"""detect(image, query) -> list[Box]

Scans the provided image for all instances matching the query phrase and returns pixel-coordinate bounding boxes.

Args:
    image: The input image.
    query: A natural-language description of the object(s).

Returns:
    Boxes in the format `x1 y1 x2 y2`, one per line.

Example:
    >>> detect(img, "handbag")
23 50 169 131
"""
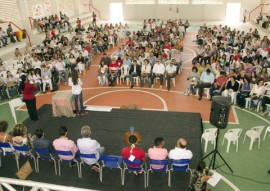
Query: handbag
15 160 33 180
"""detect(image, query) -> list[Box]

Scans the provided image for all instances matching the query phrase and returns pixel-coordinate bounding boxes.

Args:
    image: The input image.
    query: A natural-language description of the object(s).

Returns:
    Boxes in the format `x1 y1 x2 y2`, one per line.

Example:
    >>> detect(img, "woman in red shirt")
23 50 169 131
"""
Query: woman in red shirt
19 75 38 121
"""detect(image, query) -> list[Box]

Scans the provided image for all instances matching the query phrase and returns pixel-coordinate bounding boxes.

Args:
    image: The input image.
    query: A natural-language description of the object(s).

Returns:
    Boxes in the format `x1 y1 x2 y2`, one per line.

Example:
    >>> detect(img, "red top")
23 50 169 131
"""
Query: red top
216 76 228 87
116 60 123 67
22 82 37 100
126 40 134 46
164 43 172 50
109 62 118 73
121 146 145 167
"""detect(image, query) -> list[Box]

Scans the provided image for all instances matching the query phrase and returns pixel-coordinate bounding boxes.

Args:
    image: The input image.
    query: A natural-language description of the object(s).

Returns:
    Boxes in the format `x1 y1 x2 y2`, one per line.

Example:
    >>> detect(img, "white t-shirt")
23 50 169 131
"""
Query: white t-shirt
68 77 82 95
168 147 193 165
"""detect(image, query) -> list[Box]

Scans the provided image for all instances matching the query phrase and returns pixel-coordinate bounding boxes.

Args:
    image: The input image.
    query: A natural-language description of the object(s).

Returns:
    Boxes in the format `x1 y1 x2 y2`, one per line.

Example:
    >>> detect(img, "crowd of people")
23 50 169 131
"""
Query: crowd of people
0 120 211 190
186 23 270 115
0 24 21 48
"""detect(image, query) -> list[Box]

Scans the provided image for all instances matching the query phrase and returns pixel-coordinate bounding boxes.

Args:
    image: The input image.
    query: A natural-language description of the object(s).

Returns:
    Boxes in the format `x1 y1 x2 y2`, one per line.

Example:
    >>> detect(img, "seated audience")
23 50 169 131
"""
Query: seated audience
0 120 12 143
165 60 177 91
148 137 168 169
222 76 240 103
236 76 252 108
129 60 141 89
32 128 54 153
168 138 193 163
198 69 214 100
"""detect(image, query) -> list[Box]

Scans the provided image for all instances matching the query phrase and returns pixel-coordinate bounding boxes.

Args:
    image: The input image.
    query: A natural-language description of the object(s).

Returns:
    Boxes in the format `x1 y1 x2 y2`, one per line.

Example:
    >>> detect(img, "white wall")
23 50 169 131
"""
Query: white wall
92 0 265 21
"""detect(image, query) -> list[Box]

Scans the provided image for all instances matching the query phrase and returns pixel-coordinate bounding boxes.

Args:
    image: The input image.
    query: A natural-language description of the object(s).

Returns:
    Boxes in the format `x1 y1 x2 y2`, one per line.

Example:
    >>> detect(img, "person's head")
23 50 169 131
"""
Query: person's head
58 126 67 136
219 71 226 76
144 59 149 65
176 138 187 149
156 59 161 64
257 78 264 86
133 59 137 65
34 128 44 139
154 137 165 147
196 160 206 172
0 121 8 133
206 68 211 75
244 76 250 84
13 123 27 136
128 135 137 145
230 76 236 82
81 126 91 138
192 66 198 73
251 71 257 78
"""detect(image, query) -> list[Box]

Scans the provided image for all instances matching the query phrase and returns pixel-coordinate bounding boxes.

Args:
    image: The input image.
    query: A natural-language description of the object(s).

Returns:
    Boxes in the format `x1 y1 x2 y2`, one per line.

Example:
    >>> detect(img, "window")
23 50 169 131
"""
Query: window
125 0 155 4
226 3 241 23
192 0 223 4
110 3 123 23
158 0 189 4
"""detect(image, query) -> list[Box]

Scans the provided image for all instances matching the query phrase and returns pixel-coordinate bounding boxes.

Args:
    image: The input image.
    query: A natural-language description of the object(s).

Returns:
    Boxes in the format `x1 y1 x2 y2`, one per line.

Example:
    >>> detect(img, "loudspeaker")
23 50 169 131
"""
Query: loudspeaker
210 96 231 129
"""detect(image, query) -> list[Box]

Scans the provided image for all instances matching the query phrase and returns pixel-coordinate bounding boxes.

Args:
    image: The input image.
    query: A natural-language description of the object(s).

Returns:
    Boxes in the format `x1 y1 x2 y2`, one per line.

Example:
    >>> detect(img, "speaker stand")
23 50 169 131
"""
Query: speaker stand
202 128 233 173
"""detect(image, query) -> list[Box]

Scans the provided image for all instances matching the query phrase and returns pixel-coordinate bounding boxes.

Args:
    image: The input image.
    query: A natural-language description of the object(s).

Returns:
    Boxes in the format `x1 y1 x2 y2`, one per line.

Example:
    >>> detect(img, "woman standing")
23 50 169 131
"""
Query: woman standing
19 75 38 121
68 69 88 115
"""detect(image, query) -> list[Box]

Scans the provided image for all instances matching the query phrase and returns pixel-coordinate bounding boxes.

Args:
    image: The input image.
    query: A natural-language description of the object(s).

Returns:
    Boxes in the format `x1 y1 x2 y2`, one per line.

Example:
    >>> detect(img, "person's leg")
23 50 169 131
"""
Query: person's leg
129 74 134 87
166 75 171 90
74 94 79 114
151 73 156 86
140 77 144 87
42 82 46 92
79 92 85 114
147 76 151 88
48 79 53 91
159 74 164 86
198 84 204 99
26 98 38 121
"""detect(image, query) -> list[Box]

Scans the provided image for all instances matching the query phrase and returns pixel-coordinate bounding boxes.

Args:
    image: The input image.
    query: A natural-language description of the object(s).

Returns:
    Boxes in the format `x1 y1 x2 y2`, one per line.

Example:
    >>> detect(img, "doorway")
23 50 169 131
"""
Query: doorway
226 3 241 23
110 3 123 23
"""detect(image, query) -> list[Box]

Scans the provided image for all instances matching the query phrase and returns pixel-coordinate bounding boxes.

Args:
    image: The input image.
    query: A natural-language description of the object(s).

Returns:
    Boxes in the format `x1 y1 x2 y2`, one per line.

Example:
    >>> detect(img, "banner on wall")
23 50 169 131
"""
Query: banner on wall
44 0 52 14
32 4 45 18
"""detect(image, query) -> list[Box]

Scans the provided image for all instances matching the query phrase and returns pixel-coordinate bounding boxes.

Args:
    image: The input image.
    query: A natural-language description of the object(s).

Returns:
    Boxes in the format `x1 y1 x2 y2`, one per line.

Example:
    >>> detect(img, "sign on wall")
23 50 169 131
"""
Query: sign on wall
32 4 45 18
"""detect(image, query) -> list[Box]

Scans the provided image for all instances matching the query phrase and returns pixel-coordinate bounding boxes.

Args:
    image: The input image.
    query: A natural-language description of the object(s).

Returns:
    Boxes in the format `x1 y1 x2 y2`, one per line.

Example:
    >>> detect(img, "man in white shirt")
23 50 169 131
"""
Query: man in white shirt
140 59 152 88
41 66 53 93
0 27 8 47
168 138 193 166
77 126 105 172
151 60 165 89
55 57 68 84
32 56 42 75
198 69 215 100
165 61 177 91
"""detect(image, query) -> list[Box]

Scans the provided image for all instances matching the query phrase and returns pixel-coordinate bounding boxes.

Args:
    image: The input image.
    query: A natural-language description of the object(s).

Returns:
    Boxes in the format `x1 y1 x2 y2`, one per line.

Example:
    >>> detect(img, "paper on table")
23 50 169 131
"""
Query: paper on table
207 172 222 187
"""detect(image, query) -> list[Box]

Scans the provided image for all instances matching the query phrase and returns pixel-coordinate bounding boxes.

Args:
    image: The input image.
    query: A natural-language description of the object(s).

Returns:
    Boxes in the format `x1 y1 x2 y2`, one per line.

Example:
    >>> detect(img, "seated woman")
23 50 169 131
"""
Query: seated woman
28 70 42 91
222 76 240 104
12 124 31 155
259 84 270 115
185 66 200 95
250 79 265 110
236 76 252 108
98 60 108 86
0 120 12 143
6 71 19 98
189 161 211 191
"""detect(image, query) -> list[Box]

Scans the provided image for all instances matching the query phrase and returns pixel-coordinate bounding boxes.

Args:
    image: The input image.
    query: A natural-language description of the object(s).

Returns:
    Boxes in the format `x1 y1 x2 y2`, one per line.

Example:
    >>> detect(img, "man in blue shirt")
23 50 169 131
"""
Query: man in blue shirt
198 69 214 100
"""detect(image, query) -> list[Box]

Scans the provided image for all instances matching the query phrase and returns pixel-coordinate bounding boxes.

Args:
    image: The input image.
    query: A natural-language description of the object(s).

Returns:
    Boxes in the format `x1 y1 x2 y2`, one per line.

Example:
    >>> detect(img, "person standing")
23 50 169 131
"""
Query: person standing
68 69 88 116
243 10 248 23
6 24 16 43
19 75 38 121
92 12 97 27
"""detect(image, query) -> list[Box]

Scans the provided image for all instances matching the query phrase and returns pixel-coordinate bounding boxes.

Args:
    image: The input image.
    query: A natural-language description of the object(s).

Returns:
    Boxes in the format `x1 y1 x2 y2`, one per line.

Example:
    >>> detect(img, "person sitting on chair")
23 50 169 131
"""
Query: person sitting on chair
151 59 165 89
165 60 177 91
168 138 193 164
148 137 168 169
32 128 54 153
198 69 214 100
209 71 227 100
129 60 141 89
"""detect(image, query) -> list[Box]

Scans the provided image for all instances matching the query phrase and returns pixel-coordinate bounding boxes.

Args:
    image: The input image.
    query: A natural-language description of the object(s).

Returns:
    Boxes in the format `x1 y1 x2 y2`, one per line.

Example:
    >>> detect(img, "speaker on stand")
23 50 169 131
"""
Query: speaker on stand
202 96 233 173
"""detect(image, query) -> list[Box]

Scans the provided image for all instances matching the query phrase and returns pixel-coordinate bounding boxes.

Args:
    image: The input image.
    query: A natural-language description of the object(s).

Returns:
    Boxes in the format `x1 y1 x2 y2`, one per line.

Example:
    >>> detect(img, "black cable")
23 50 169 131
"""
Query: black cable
204 157 270 185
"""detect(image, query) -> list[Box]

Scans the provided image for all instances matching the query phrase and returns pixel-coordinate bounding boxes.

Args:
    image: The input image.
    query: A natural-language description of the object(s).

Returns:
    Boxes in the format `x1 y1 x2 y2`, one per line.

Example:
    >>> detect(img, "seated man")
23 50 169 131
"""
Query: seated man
77 126 105 172
129 60 141 89
33 128 54 154
41 66 53 93
140 59 151 88
121 135 145 173
222 76 240 104
107 57 118 86
54 57 68 84
169 138 193 165
151 60 165 89
53 126 78 165
165 61 177 91
198 69 214 100
209 71 227 100
148 137 168 169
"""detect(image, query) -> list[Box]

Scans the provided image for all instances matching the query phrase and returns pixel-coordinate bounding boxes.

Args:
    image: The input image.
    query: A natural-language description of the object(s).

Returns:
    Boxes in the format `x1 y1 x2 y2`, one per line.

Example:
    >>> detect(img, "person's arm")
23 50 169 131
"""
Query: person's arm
68 77 72 86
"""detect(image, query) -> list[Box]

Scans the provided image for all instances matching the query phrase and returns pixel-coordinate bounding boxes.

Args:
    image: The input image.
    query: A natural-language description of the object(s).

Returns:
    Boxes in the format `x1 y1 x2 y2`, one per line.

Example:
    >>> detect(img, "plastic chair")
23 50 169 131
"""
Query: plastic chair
120 65 130 85
263 126 270 141
78 152 100 178
34 148 57 175
196 88 210 99
100 155 123 184
123 158 146 188
108 36 115 48
222 128 243 153
55 150 80 177
169 159 190 187
243 126 265 150
13 145 37 172
9 98 23 124
147 159 170 187
0 142 15 167
201 128 217 153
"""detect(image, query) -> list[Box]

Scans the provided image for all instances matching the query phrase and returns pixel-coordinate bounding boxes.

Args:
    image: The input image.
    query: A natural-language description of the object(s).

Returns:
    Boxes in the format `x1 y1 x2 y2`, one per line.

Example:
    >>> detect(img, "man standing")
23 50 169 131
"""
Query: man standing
198 69 214 100
77 126 105 172
243 10 248 23
0 27 8 47
165 61 177 91
129 60 141 89
6 24 16 43
169 138 193 162
53 126 78 165
92 12 97 27
151 60 165 89
148 137 168 169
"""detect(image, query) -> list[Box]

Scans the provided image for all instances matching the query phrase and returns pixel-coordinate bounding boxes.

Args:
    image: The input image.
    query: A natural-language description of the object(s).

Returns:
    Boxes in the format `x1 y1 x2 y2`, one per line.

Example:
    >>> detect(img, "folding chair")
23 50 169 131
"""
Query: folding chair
13 145 37 172
147 159 170 187
100 155 123 184
78 152 100 178
0 142 15 167
169 159 190 187
34 148 57 175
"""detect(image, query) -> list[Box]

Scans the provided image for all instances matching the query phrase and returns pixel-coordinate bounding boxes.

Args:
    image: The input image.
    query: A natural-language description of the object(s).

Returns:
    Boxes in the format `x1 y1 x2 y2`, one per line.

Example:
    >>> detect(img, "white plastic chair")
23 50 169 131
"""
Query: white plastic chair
201 128 217 153
9 98 23 124
108 36 115 48
222 128 243 153
120 65 130 85
196 88 210 99
243 126 265 150
263 126 270 141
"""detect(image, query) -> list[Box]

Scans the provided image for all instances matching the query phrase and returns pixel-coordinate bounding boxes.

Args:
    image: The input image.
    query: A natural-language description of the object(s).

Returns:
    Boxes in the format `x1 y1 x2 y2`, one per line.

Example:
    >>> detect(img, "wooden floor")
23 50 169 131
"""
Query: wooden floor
27 31 236 122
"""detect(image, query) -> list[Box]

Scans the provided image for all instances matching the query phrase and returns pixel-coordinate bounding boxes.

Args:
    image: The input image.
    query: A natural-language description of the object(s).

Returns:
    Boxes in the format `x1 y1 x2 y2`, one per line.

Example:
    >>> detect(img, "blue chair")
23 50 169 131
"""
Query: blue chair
13 145 37 172
123 158 146 188
0 142 15 167
100 155 123 184
147 159 170 187
169 159 191 187
34 148 57 175
78 152 100 178
55 150 79 177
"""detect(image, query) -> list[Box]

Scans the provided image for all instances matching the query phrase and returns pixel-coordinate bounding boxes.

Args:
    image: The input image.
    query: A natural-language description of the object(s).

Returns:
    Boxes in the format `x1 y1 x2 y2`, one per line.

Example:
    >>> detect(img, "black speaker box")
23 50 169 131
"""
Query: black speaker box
210 96 231 129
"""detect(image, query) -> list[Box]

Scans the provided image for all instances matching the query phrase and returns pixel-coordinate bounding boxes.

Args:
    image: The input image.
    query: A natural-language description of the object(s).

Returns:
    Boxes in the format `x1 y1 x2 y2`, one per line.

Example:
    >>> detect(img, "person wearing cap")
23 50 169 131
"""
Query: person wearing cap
168 138 193 164
151 59 165 89
209 71 227 100
129 60 141 89
198 69 214 100
165 61 177 91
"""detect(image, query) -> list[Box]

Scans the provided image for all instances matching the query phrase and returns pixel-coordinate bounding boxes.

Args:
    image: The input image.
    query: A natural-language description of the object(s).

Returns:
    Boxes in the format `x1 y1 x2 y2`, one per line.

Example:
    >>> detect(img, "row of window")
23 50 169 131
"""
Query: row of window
126 0 223 5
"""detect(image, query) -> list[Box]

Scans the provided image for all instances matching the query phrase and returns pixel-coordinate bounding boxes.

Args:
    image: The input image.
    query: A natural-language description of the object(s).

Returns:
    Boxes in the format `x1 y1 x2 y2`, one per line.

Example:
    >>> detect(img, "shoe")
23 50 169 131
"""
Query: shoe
160 85 162 89
80 111 88 116
133 171 138 175
198 97 202 100
91 165 100 172
131 85 134 89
